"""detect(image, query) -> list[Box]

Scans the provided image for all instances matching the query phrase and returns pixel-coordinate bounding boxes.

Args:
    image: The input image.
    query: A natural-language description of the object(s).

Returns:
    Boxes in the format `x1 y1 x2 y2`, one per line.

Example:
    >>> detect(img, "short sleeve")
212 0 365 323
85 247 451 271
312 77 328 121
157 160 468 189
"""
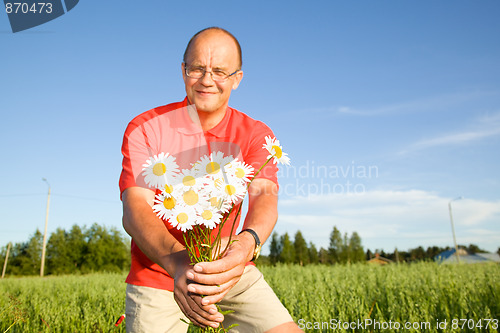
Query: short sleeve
244 121 279 188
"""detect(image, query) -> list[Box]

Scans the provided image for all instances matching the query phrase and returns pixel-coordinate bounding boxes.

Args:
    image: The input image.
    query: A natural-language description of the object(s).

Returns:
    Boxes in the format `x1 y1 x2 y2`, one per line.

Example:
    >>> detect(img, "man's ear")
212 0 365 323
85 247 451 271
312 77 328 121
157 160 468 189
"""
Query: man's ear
232 71 244 90
181 62 187 82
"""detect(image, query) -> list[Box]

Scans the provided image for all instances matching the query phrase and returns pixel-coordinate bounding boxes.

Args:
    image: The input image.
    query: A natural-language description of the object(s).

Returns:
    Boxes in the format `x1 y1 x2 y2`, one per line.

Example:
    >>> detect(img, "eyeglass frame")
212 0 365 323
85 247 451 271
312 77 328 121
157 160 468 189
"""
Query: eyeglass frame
184 63 240 82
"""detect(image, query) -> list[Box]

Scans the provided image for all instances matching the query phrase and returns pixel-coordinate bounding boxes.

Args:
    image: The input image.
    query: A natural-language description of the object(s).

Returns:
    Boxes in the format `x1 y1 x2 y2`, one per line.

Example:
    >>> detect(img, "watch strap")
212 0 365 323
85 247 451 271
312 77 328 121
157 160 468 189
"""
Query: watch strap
239 228 261 261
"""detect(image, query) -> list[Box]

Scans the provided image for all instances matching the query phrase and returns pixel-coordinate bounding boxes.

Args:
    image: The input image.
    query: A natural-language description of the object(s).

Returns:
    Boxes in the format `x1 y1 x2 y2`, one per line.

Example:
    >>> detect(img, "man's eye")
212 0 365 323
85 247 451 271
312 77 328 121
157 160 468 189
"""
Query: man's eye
190 67 204 74
213 70 228 77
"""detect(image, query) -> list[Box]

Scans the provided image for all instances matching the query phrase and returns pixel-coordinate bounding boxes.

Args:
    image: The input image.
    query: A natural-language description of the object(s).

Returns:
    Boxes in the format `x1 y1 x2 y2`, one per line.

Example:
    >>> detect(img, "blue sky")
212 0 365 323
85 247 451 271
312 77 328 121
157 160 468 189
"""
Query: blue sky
1 1 499 255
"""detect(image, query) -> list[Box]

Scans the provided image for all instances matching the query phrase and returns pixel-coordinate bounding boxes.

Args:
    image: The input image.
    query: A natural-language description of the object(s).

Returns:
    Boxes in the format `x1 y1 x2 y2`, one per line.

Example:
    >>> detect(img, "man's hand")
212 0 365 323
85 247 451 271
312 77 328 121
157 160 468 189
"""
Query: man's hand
123 187 225 328
185 232 255 307
172 253 225 329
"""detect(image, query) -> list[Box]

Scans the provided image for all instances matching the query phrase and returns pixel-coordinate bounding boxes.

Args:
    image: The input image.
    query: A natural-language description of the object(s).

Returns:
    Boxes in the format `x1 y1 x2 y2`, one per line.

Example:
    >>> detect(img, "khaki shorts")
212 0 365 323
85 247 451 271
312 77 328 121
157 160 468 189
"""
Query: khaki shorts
125 266 293 333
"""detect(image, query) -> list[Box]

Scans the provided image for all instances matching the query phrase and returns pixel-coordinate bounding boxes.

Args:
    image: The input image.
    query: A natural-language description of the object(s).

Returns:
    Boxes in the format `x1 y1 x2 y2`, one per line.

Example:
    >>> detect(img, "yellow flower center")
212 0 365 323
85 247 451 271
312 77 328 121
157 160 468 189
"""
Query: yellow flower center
213 178 223 188
182 175 196 187
202 210 213 220
164 184 173 194
183 190 199 206
272 145 282 158
153 163 166 176
163 197 176 210
177 213 188 224
206 162 220 174
235 168 245 179
225 184 236 196
209 197 219 207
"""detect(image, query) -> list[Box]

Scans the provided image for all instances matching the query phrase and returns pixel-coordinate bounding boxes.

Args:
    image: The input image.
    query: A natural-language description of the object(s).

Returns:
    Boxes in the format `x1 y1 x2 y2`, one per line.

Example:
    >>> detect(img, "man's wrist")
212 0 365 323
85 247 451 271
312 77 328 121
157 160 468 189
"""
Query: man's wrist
238 229 261 261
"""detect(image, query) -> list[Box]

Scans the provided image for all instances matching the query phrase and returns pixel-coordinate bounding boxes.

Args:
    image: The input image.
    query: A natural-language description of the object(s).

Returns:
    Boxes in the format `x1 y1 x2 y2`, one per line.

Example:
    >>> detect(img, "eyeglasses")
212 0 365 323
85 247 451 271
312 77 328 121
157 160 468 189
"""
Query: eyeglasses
184 64 239 82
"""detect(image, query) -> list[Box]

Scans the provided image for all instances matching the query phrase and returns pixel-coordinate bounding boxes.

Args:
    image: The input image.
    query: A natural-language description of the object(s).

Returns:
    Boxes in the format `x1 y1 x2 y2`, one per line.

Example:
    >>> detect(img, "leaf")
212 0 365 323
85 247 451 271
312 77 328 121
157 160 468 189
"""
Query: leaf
179 318 195 327
219 309 234 316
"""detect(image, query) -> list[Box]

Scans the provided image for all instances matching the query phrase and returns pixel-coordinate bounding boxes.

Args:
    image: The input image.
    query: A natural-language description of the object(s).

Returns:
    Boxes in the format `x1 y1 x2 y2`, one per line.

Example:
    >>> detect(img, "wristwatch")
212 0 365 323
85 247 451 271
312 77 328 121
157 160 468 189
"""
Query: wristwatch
239 229 262 261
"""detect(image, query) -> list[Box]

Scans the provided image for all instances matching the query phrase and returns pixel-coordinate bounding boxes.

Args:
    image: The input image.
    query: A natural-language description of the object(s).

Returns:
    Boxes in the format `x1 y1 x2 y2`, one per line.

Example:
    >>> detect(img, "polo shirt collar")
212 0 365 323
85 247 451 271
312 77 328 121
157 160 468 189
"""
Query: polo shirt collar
175 97 231 138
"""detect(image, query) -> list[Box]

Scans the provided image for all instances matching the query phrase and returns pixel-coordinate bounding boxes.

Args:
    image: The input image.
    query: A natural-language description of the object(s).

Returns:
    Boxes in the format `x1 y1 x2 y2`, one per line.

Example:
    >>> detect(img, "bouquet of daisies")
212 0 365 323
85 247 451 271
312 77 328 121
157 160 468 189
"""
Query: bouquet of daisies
140 136 290 331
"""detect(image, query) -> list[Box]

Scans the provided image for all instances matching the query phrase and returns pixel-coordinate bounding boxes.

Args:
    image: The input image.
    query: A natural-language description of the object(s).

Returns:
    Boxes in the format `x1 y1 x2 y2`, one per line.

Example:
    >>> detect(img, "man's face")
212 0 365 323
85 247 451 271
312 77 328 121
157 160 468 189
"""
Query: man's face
182 31 243 115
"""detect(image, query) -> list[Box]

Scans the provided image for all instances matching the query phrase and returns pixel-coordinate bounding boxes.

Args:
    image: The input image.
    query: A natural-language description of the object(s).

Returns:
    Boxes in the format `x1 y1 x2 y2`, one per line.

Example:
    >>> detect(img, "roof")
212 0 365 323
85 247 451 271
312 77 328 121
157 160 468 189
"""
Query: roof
367 253 393 265
434 248 500 264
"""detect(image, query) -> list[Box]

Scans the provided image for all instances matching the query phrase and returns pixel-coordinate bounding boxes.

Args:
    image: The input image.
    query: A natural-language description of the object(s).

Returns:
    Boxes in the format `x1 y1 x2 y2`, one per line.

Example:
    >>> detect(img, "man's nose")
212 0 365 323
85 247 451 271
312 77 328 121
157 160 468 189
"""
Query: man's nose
200 70 216 85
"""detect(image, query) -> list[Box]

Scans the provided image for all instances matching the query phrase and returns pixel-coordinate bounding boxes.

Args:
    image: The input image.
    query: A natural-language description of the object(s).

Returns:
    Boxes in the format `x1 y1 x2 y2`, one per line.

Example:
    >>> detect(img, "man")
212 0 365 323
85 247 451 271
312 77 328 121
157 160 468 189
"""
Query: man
120 27 302 332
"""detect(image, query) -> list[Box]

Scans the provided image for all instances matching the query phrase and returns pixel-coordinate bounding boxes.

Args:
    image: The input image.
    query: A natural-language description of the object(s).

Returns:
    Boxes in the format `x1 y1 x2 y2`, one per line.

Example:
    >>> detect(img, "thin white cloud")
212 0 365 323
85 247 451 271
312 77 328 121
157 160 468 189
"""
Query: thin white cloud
400 111 500 153
410 127 500 150
275 190 500 253
336 91 499 116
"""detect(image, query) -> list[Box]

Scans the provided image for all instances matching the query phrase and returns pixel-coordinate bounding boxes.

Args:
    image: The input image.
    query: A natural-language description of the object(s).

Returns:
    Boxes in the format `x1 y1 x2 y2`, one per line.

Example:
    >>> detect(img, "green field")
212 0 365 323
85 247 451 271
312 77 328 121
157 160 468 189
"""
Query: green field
0 262 498 332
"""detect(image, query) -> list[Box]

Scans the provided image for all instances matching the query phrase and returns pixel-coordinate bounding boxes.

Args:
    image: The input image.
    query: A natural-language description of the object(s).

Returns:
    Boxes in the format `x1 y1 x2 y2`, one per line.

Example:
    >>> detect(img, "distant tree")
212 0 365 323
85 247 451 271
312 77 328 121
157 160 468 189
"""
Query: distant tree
308 242 319 264
67 224 87 269
497 247 500 256
366 249 373 260
340 232 351 264
466 244 486 254
269 232 281 265
293 231 309 266
349 232 365 263
410 246 426 261
46 228 73 275
318 247 329 264
82 223 129 273
9 229 43 275
426 246 442 259
328 226 342 264
279 233 295 264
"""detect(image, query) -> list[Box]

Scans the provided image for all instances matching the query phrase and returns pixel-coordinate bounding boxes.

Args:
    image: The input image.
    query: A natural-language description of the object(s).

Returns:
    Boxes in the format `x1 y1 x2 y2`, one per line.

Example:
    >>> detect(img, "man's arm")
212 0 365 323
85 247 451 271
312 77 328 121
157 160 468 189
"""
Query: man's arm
185 178 278 306
121 186 224 329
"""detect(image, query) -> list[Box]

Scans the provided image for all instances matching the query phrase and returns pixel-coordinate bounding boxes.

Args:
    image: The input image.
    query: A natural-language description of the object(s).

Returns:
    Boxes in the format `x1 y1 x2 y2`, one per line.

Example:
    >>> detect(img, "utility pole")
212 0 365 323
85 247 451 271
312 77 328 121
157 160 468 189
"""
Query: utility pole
448 197 463 263
40 178 51 277
2 242 11 278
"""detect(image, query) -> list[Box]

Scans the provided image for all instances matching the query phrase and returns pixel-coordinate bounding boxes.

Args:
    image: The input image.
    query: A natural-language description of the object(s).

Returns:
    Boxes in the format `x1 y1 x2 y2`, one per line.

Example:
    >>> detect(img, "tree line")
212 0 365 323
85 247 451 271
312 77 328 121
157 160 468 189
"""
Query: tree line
262 226 497 266
0 223 130 276
268 226 365 265
369 243 495 263
2 224 497 276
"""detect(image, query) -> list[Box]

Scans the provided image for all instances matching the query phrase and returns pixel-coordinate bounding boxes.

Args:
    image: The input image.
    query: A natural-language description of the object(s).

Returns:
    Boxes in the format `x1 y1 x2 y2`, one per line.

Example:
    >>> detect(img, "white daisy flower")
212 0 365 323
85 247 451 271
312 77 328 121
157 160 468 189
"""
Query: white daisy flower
221 179 247 205
152 191 177 220
204 173 225 192
178 187 209 208
225 158 254 184
262 136 291 165
196 205 224 229
173 168 203 192
194 152 234 178
142 152 179 189
169 205 197 232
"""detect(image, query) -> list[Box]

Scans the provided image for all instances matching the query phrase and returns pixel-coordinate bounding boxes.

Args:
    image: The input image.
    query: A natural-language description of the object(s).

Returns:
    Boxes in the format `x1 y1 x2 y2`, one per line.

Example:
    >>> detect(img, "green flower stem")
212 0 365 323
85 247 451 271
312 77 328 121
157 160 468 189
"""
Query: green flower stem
213 156 275 260
219 202 243 258
248 156 273 186
211 201 237 260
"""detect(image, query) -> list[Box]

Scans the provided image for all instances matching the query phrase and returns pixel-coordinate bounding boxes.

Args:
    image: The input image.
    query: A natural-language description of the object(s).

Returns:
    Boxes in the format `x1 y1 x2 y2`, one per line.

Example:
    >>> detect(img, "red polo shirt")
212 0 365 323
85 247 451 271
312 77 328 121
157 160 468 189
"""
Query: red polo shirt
119 98 278 291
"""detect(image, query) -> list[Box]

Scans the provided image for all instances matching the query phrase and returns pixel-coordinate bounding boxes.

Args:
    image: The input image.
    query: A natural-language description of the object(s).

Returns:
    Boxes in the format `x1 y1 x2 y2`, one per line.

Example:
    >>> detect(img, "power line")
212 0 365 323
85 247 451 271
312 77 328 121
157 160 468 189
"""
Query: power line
0 193 120 204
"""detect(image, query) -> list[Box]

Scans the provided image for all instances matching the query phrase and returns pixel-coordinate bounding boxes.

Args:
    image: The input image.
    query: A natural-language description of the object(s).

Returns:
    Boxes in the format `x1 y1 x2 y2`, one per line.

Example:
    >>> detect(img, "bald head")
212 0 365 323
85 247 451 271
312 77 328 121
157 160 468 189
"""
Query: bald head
183 27 242 69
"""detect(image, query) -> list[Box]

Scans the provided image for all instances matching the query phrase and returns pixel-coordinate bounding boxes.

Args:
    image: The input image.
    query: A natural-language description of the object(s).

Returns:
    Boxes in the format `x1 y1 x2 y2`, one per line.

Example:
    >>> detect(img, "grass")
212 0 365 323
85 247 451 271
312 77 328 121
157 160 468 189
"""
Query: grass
0 262 498 332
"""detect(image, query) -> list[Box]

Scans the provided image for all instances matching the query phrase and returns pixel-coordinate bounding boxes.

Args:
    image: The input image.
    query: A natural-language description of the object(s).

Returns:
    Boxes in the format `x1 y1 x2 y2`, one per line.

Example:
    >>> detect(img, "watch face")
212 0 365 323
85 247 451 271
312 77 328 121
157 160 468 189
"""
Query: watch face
254 245 262 260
